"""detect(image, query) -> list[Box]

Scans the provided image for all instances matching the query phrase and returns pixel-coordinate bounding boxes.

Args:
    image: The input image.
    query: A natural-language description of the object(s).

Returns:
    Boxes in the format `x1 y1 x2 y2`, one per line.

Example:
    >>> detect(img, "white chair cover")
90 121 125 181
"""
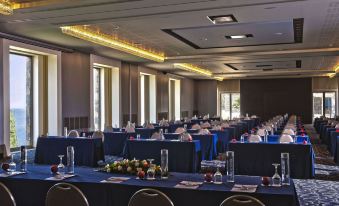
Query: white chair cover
191 124 201 130
180 133 192 142
283 129 295 135
279 134 294 143
175 127 186 134
248 134 262 143
201 122 211 129
212 125 222 131
151 132 163 140
68 130 79 138
335 124 339 129
125 121 135 133
198 129 210 135
221 123 230 128
92 131 104 139
256 129 265 137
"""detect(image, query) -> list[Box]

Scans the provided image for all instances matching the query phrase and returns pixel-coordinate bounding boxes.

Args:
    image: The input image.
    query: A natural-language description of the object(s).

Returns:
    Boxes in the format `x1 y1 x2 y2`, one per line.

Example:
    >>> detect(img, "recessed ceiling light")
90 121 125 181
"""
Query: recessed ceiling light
225 34 253 39
275 32 283 35
207 14 237 24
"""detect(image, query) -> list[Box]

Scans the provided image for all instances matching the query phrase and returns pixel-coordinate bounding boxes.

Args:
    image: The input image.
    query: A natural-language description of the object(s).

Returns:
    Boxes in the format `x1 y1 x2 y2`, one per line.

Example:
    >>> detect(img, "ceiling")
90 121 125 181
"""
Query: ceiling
1 0 339 79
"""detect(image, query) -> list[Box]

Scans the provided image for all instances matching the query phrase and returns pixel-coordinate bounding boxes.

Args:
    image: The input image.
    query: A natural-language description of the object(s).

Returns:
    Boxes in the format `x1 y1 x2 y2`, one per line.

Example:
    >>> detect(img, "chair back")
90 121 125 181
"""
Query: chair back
282 129 295 135
248 134 262 143
128 188 173 206
256 129 265 137
220 195 265 206
0 182 16 206
46 183 88 206
191 124 201 130
92 131 104 139
279 134 294 143
175 127 186 134
68 130 79 138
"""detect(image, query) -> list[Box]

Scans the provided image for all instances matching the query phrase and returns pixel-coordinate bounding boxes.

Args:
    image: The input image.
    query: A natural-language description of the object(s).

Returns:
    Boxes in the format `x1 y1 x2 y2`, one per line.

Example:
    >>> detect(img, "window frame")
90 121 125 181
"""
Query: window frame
220 92 241 120
313 91 337 119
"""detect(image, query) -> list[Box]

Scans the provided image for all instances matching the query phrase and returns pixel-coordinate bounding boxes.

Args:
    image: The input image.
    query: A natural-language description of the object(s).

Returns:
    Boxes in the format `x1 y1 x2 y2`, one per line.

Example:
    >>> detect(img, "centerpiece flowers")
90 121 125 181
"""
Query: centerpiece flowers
103 159 161 178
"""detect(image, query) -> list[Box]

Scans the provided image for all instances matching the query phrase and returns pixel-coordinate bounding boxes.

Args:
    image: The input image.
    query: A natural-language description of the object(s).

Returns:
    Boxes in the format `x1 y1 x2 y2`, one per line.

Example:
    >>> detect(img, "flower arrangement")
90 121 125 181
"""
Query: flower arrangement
104 159 161 176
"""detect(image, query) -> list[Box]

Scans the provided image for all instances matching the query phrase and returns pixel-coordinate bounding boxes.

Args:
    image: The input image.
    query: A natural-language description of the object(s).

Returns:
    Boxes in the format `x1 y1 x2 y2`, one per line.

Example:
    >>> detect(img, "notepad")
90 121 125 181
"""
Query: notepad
174 181 203 189
0 171 26 177
101 176 130 183
45 174 76 181
231 184 257 193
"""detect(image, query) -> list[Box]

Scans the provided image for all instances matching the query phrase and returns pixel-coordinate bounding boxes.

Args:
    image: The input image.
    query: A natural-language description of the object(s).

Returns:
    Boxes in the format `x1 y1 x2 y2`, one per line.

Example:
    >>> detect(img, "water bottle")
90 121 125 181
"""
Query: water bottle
64 127 68 137
161 149 169 179
225 151 234 182
281 153 290 185
159 129 164 140
137 134 141 140
67 146 75 174
264 129 268 142
20 146 27 172
240 135 244 143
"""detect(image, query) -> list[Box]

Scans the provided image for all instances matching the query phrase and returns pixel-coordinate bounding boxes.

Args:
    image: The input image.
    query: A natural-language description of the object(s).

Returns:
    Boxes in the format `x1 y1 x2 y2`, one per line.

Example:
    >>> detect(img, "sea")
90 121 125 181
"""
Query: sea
11 108 27 147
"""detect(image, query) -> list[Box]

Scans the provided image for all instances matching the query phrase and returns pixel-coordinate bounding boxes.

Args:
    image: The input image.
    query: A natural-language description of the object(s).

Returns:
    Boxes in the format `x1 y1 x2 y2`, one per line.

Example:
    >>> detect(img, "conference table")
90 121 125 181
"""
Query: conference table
123 139 201 173
336 136 339 165
163 133 217 160
35 136 104 167
229 141 315 179
0 165 298 206
103 132 135 156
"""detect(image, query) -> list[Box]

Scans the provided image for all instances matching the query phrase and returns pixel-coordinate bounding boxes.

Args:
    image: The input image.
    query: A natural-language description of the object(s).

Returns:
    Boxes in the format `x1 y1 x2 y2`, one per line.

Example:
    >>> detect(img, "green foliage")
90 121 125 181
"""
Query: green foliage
10 111 18 148
232 97 240 110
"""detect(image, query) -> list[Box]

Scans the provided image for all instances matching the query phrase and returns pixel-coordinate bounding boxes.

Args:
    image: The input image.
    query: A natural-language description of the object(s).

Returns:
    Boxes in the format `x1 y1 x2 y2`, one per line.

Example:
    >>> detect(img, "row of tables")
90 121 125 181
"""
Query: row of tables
0 165 298 206
314 118 339 165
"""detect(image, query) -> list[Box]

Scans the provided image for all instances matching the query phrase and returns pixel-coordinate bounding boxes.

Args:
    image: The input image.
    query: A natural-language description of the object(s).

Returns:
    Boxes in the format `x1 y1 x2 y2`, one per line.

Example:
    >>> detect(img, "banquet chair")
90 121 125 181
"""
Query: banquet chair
0 182 16 206
279 134 294 143
45 183 89 206
256 128 265 137
128 188 174 206
220 195 265 206
175 127 186 134
68 130 79 138
282 129 295 136
248 134 262 143
192 124 201 130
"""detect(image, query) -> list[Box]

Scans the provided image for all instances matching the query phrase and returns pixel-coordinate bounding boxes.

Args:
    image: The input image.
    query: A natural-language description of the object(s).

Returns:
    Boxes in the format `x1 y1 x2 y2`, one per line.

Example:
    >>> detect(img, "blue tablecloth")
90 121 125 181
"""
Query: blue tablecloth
135 128 155 139
224 127 236 139
123 139 201 173
335 136 339 165
229 142 315 179
242 119 255 131
35 137 104 167
0 164 298 206
103 132 136 156
210 129 230 153
163 133 217 160
329 131 339 156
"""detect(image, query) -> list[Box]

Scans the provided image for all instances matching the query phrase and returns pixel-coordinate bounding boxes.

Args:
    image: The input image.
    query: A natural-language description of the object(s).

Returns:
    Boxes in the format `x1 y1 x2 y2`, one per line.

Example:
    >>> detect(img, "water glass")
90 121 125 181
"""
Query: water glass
272 163 281 186
240 135 244 143
161 149 169 179
281 153 290 185
57 155 65 177
67 146 75 174
225 151 234 182
8 154 16 174
20 146 27 172
214 167 223 184
64 127 68 137
136 134 141 140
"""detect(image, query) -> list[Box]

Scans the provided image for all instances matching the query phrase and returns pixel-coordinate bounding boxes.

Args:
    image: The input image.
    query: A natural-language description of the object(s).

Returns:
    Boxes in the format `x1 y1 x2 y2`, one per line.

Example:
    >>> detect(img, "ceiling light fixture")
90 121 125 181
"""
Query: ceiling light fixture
225 34 253 39
61 25 165 62
213 76 224 81
173 63 212 77
0 0 13 15
207 15 237 24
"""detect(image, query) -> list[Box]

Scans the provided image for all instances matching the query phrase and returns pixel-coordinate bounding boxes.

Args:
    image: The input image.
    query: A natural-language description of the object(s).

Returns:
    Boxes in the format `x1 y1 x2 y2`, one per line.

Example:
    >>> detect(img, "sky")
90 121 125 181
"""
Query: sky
10 54 28 109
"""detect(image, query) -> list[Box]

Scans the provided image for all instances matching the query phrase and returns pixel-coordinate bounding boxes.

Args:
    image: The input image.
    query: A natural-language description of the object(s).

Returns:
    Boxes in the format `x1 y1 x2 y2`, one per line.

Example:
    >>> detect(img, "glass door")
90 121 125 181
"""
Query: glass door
313 92 336 119
324 92 336 118
313 93 323 118
220 93 240 120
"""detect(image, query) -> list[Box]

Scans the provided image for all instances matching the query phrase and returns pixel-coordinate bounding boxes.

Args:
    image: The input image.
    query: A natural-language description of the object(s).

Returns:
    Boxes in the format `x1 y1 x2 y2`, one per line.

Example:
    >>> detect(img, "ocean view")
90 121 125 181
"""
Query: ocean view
11 108 27 147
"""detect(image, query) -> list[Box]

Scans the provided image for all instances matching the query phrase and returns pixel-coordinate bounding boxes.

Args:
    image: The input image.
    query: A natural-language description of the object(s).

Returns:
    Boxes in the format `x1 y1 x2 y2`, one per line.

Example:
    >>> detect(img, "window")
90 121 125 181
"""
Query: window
93 67 103 130
169 79 180 120
313 92 336 119
140 73 156 124
220 93 240 120
9 53 33 149
92 63 120 130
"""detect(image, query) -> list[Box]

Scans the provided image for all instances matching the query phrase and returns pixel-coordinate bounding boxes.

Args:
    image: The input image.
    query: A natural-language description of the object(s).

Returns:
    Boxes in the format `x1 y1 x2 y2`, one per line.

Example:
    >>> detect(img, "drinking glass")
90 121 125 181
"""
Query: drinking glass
240 135 244 143
137 134 141 140
164 129 168 134
272 163 281 186
64 127 68 137
213 167 223 184
281 153 290 185
57 155 65 177
67 146 75 174
8 154 16 174
147 159 155 180
161 149 169 179
225 151 234 182
20 146 27 172
184 124 187 129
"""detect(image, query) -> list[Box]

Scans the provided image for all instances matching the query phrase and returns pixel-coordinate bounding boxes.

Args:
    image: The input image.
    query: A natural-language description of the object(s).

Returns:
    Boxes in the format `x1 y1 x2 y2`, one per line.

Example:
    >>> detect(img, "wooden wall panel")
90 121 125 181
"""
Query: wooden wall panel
156 73 169 118
181 78 195 118
240 78 313 123
194 80 218 116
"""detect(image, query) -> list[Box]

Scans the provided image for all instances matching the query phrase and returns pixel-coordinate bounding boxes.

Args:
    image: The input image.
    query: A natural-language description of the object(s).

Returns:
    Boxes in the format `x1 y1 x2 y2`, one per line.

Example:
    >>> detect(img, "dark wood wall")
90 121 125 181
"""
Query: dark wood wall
240 78 313 123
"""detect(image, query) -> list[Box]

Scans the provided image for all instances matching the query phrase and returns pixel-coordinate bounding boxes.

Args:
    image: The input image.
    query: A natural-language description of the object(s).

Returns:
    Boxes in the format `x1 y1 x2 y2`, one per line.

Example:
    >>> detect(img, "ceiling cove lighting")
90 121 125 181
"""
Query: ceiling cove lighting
225 34 253 39
329 65 339 78
207 14 237 24
173 63 212 77
61 25 165 62
0 0 13 15
213 76 224 81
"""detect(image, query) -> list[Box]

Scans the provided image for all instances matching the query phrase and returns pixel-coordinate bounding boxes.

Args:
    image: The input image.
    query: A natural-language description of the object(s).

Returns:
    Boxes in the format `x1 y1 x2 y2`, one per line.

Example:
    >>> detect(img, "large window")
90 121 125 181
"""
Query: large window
93 67 103 130
169 79 180 121
220 93 240 120
140 73 156 124
313 92 336 118
9 53 33 149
